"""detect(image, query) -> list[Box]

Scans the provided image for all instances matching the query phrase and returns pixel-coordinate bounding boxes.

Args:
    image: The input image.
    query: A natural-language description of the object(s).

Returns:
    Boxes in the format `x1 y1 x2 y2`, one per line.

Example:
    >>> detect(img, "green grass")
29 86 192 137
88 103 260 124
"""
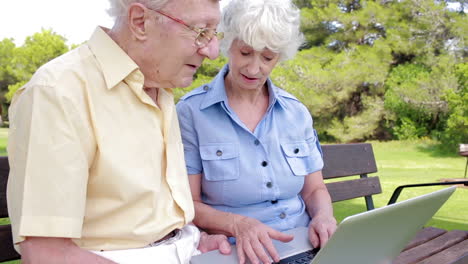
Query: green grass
0 132 466 263
0 128 7 156
331 139 468 231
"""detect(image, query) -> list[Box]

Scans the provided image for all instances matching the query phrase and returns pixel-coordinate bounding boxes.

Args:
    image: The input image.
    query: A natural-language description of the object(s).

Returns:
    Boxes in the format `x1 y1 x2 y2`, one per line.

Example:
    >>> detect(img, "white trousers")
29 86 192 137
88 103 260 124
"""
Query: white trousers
92 225 201 264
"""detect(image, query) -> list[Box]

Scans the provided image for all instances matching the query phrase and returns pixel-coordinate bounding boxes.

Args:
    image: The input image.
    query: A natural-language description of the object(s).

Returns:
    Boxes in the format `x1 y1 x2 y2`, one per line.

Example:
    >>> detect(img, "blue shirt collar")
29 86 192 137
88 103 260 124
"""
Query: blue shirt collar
200 64 292 110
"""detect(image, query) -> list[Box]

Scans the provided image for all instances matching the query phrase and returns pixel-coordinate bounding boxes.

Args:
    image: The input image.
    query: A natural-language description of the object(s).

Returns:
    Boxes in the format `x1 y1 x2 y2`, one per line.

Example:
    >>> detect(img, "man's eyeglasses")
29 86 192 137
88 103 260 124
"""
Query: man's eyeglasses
147 8 224 48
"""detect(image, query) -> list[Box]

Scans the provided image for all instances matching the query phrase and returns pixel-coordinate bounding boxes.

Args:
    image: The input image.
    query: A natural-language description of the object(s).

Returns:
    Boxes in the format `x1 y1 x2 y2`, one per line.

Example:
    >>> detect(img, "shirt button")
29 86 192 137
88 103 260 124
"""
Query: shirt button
216 150 223 156
266 182 273 188
261 161 268 167
294 148 300 154
203 85 209 91
254 139 260 145
279 212 286 219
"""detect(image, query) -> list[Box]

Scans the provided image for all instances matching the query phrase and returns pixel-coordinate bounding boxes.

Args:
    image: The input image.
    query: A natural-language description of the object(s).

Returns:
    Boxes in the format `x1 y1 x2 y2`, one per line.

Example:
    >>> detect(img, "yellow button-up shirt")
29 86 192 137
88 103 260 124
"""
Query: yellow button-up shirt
7 27 194 251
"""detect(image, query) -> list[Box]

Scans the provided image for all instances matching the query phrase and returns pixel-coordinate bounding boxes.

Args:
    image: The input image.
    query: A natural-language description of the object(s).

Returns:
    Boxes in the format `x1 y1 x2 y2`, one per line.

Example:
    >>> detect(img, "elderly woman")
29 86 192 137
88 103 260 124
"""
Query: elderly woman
176 0 337 263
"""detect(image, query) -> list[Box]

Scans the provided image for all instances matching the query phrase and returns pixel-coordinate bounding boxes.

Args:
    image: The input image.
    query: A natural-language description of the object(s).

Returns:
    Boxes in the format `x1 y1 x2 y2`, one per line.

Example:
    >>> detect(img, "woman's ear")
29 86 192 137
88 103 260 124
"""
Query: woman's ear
127 3 148 41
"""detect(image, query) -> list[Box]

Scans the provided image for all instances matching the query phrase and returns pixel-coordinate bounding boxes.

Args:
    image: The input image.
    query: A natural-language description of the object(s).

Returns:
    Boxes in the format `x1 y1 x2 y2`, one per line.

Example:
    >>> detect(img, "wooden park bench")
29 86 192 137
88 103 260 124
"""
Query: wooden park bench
0 143 467 263
321 143 468 264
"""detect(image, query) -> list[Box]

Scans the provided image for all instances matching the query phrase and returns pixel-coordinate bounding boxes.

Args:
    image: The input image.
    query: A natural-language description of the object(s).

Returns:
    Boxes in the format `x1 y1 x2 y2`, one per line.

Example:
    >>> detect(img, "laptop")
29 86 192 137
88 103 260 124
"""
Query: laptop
191 186 456 264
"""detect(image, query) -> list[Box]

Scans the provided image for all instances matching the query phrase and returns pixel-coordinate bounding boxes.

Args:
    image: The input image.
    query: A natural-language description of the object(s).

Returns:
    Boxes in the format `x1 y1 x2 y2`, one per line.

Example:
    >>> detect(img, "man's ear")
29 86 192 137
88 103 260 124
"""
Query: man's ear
127 3 148 41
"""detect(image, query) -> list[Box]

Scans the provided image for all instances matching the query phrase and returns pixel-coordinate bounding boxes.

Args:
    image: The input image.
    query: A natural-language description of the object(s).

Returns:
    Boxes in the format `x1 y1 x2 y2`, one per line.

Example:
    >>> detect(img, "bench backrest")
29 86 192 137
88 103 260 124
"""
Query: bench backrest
321 143 382 210
0 143 382 262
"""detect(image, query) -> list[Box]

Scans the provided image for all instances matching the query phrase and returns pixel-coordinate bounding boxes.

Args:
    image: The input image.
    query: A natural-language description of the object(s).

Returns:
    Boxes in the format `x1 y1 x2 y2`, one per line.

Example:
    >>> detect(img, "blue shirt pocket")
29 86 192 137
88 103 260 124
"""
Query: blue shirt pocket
200 143 240 181
280 141 311 176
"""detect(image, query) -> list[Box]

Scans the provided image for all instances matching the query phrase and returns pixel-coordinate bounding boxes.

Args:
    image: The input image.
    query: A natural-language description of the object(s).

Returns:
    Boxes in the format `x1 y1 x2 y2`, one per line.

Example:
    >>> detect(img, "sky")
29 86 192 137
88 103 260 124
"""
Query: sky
0 0 231 46
0 0 113 45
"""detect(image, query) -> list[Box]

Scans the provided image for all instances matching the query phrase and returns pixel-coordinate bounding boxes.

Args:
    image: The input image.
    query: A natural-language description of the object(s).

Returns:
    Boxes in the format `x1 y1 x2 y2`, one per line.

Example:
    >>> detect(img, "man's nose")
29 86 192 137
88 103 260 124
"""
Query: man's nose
198 37 220 60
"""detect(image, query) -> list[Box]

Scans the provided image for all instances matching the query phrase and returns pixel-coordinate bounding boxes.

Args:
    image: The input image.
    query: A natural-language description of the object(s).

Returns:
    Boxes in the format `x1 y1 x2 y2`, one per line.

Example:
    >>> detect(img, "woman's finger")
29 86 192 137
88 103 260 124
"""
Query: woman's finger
237 239 246 264
259 233 280 262
243 240 260 264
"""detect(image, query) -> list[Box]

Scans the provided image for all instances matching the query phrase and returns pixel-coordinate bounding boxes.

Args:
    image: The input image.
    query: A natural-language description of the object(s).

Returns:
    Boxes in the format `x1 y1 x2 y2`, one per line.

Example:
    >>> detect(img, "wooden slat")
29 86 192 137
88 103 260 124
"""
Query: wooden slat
394 230 468 264
0 156 9 218
403 227 447 251
417 240 468 264
321 143 377 179
325 177 382 202
0 225 20 262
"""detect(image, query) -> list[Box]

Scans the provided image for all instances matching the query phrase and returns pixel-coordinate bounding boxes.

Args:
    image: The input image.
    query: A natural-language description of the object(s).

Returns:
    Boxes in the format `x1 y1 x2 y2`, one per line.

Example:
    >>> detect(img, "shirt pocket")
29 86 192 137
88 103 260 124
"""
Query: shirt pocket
280 141 311 176
200 143 239 181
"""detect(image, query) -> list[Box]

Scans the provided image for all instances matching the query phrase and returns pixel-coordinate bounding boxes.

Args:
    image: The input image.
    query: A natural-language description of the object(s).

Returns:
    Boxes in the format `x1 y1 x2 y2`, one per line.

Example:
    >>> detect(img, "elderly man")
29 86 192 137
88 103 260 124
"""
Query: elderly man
7 0 230 263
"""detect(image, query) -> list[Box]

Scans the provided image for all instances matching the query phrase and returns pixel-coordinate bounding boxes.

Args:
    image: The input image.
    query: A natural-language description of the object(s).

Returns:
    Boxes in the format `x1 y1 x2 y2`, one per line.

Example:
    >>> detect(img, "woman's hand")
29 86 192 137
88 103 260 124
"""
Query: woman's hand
308 214 337 249
232 215 293 264
300 170 337 249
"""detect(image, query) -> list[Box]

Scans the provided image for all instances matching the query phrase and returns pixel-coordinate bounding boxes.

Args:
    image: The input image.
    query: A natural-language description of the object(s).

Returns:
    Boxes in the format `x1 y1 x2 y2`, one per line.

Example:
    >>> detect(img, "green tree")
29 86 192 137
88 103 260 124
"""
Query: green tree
0 38 17 90
5 29 69 103
441 62 468 150
284 0 467 144
11 29 69 84
0 29 71 123
0 38 17 120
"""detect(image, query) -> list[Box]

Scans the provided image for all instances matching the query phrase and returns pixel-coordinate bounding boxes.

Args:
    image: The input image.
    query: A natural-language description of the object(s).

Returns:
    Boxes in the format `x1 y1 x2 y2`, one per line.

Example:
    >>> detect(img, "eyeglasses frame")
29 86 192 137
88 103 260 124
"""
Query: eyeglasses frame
146 7 223 48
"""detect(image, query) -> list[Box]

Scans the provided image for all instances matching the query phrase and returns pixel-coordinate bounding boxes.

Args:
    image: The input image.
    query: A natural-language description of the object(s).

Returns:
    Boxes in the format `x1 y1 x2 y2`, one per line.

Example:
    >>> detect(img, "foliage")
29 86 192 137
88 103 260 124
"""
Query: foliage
0 38 18 120
384 63 435 139
5 81 27 103
440 62 468 149
0 39 17 90
0 29 70 121
6 29 69 100
293 0 466 144
271 43 391 142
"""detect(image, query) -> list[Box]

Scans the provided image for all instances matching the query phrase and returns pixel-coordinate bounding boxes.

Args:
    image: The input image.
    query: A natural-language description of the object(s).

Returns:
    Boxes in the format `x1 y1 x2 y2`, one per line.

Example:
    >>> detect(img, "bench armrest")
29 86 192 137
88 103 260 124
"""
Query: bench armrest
387 181 468 205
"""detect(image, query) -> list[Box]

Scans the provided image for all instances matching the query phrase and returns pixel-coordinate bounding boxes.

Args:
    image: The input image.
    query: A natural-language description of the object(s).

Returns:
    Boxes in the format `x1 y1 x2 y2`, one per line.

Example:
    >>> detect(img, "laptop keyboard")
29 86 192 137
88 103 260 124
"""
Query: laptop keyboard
273 248 320 264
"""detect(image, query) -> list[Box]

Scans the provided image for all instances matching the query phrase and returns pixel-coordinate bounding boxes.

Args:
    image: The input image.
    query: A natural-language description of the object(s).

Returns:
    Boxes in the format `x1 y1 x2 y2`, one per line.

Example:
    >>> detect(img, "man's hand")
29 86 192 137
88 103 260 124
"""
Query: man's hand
197 232 232 254
20 237 117 264
232 216 294 264
308 214 337 249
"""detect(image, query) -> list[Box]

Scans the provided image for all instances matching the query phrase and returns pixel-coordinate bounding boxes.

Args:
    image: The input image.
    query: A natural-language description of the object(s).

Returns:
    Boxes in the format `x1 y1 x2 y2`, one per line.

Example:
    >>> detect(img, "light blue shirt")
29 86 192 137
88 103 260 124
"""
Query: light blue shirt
176 64 323 233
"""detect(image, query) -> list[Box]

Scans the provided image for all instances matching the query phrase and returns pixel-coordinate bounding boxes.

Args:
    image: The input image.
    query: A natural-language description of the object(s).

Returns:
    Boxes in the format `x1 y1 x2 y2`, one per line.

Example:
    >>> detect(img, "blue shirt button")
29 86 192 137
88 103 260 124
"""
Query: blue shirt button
279 212 286 219
266 182 273 188
254 139 260 145
261 161 268 167
216 150 223 156
203 85 209 91
294 148 300 154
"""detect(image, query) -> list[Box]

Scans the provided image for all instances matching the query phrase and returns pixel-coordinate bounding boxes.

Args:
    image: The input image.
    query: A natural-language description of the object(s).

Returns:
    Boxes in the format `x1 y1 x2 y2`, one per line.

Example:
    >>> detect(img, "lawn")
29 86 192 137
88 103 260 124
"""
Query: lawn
0 128 7 156
0 130 466 263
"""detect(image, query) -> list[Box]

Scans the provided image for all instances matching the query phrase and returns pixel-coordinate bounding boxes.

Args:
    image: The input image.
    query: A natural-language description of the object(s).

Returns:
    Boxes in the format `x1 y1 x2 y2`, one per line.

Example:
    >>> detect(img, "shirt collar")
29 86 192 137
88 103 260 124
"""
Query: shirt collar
200 64 289 110
87 27 141 90
199 64 230 110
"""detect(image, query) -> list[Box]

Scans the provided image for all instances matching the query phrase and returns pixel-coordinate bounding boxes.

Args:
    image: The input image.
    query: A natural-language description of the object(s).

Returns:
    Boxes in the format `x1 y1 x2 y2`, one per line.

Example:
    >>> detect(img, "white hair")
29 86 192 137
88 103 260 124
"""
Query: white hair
107 0 169 23
219 0 304 61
